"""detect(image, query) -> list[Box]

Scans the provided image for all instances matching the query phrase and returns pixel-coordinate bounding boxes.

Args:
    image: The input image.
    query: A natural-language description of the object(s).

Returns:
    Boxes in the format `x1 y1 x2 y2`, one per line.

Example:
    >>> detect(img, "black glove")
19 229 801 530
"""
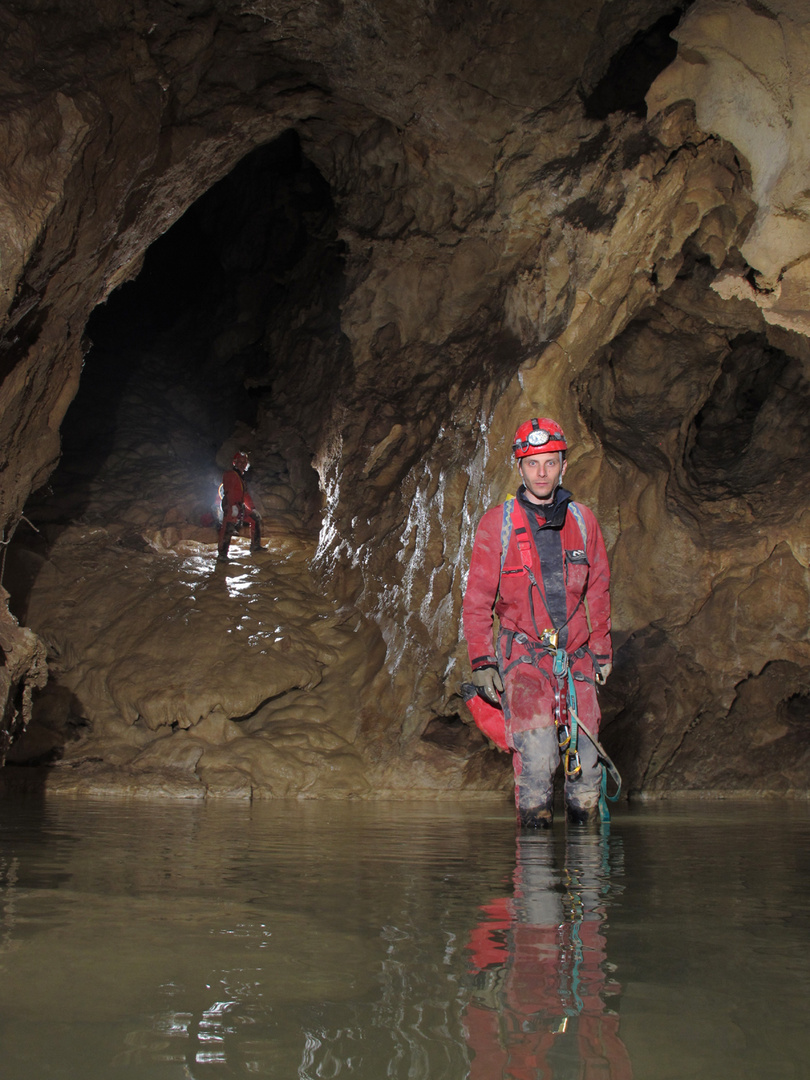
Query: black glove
472 666 504 706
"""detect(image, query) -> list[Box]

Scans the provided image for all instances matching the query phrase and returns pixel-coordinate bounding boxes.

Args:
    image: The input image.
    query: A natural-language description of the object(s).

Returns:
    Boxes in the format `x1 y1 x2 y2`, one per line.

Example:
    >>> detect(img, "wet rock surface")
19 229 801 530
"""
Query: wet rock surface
3 329 509 798
1 0 810 798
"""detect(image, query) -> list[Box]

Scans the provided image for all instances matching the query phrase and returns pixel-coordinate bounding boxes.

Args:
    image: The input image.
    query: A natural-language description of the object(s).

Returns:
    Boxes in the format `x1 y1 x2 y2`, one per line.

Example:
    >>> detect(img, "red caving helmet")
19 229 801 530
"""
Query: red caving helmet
512 418 567 458
232 451 250 472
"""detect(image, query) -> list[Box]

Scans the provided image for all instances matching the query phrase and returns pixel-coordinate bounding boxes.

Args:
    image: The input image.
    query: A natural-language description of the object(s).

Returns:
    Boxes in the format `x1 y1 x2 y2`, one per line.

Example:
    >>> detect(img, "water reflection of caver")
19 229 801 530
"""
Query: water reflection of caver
464 831 631 1080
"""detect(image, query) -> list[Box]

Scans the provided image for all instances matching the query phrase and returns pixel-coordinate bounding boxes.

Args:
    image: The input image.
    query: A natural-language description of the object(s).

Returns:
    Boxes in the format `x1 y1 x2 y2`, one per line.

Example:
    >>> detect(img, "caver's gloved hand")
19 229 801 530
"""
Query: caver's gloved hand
595 661 613 685
472 665 504 706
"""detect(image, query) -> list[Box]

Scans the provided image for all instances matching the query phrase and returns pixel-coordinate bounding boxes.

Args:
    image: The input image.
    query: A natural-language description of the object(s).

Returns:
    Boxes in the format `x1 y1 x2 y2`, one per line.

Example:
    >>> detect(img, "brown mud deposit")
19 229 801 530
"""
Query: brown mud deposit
4 321 509 798
2 0 810 799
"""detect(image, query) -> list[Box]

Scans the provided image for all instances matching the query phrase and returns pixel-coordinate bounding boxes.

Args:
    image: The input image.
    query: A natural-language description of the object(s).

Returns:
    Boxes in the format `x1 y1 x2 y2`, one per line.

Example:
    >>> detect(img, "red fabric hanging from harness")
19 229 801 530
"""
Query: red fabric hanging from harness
461 684 508 751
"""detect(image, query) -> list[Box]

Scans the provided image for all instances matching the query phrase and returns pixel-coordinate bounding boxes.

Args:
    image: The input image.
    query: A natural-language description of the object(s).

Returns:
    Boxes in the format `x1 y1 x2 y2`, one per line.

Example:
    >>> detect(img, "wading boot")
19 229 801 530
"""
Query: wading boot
518 803 554 829
218 525 235 563
566 803 599 827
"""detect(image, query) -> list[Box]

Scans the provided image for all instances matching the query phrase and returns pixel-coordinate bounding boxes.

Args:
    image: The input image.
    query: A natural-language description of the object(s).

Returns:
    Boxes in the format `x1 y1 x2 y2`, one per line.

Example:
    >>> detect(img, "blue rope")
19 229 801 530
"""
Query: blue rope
554 648 621 822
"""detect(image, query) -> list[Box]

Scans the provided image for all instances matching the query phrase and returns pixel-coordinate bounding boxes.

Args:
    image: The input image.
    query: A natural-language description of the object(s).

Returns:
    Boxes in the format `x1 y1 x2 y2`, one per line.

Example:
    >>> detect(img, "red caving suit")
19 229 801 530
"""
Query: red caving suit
218 468 261 552
463 486 612 817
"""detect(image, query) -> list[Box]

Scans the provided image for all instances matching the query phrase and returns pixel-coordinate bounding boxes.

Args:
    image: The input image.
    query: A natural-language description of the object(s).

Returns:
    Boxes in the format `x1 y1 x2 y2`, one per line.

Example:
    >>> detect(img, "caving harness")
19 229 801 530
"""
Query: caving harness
498 496 621 820
220 470 247 529
220 485 245 529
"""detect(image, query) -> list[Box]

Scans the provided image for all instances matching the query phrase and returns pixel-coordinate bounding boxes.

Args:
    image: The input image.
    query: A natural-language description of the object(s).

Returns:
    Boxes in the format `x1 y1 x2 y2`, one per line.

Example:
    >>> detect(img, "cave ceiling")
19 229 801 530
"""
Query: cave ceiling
2 0 810 799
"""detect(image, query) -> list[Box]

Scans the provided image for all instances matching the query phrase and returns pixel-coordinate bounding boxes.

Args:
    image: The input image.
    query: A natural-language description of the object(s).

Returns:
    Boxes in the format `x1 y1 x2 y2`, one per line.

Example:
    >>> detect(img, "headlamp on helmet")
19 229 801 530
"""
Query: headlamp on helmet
512 418 567 458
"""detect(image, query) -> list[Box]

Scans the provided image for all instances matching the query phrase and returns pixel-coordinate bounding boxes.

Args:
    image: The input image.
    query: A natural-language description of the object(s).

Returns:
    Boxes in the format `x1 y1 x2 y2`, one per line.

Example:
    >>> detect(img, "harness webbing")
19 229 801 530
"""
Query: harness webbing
502 497 586 646
568 700 622 818
501 631 621 818
499 497 587 575
499 497 516 575
498 496 620 821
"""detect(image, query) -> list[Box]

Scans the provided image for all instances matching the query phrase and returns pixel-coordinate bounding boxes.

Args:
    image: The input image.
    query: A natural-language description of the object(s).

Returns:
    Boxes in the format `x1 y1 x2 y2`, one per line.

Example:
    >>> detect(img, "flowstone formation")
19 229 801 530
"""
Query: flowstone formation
1 0 810 798
648 0 810 329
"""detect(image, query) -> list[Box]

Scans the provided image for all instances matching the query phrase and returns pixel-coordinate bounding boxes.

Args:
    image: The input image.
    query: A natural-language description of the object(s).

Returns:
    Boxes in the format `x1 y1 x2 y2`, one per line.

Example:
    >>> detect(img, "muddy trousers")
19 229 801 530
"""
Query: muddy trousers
218 508 262 556
512 725 601 826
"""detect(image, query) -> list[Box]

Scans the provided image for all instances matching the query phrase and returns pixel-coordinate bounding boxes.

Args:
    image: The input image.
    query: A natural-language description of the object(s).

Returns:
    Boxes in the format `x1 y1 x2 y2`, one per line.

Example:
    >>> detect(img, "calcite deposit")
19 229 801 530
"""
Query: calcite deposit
648 0 810 330
1 0 810 799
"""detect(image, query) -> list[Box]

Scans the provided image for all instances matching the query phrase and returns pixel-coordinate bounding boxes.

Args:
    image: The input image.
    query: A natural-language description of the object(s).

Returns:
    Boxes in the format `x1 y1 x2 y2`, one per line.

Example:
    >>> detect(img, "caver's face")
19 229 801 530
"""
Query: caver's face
518 451 566 504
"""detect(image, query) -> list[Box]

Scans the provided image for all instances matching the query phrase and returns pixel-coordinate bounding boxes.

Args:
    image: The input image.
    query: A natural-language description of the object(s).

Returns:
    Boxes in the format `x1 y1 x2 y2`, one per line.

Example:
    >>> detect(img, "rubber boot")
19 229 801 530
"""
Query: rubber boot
512 727 558 830
566 802 600 826
519 802 554 829
249 514 265 553
217 528 233 563
563 730 602 825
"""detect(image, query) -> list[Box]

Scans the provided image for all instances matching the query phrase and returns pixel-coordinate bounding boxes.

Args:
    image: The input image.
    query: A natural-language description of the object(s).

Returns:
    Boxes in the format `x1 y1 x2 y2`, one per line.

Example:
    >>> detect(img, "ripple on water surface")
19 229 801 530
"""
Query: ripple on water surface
0 798 809 1079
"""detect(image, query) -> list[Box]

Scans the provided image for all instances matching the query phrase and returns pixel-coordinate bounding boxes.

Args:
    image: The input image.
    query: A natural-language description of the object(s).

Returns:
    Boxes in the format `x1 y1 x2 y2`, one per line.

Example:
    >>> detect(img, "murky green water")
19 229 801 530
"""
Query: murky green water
1 797 809 1079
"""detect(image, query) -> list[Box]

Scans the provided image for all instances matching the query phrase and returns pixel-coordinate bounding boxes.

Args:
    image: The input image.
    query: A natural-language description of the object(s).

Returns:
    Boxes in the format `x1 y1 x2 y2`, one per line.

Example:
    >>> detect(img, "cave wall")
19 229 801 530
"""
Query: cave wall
2 0 810 795
0 0 679 527
580 268 810 794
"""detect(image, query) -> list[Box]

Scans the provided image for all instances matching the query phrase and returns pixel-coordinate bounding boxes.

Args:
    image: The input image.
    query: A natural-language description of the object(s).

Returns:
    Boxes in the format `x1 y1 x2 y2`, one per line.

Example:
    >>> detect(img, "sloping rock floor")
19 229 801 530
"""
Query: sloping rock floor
3 339 510 799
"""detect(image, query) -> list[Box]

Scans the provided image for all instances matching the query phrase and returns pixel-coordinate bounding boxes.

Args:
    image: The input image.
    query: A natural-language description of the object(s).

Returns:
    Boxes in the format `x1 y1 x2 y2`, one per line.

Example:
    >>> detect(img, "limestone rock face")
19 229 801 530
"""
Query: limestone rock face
648 0 810 332
579 265 810 796
1 0 810 799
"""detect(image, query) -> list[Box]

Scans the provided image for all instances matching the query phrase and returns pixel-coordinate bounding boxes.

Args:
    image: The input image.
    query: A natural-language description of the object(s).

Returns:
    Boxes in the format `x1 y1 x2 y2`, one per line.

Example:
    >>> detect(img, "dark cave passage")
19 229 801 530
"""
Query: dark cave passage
582 4 691 119
35 130 348 538
579 276 810 520
1 138 380 779
5 129 350 638
684 331 810 506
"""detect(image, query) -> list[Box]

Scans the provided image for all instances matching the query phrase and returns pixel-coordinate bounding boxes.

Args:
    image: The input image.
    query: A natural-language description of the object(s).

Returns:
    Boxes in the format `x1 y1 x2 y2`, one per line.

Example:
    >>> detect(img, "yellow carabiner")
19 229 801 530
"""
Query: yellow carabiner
564 748 581 780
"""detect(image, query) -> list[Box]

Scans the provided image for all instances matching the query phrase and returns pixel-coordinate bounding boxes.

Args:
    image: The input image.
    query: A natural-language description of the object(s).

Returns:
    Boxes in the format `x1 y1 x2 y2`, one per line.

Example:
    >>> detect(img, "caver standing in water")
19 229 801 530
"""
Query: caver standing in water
462 417 613 826
218 451 264 562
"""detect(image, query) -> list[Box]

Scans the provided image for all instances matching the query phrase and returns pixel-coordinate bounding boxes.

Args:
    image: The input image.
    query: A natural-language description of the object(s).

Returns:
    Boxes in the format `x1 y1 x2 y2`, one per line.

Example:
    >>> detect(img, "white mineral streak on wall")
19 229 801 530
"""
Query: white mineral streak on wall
418 468 445 626
314 422 344 566
375 466 433 676
313 405 497 686
418 465 460 651
453 409 498 663
399 480 429 613
458 410 495 593
369 427 447 678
